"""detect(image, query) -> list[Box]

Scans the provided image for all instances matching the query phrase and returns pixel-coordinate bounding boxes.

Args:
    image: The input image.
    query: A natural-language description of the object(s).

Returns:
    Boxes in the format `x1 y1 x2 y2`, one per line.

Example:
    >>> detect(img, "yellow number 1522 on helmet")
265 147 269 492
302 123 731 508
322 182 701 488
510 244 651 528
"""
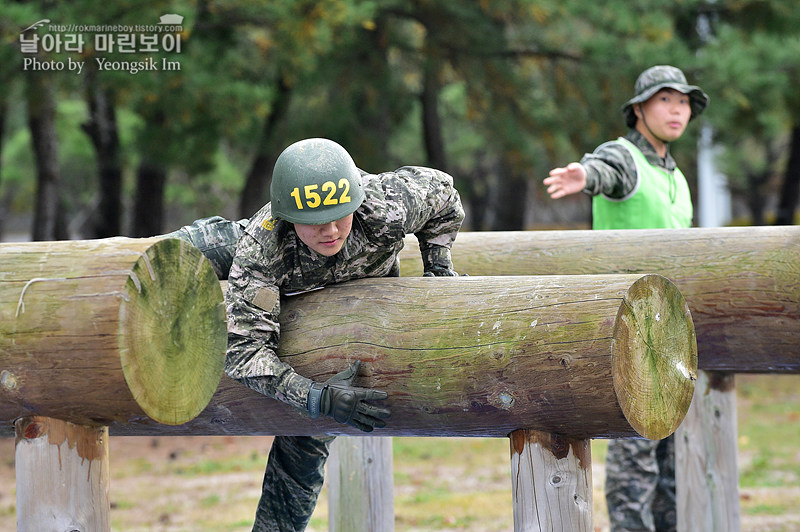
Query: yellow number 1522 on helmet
270 138 366 225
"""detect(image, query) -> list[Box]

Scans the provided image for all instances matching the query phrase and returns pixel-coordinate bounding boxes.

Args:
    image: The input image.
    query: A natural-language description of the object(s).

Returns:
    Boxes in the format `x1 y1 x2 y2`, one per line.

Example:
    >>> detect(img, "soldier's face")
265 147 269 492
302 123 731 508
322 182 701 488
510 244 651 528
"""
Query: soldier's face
636 88 691 142
294 214 354 256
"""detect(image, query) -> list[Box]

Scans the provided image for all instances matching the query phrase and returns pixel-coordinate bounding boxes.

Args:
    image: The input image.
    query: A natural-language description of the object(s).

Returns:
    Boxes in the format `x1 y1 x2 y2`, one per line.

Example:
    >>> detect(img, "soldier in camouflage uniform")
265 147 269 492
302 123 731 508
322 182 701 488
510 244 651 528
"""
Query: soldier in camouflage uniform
169 137 464 532
543 65 709 532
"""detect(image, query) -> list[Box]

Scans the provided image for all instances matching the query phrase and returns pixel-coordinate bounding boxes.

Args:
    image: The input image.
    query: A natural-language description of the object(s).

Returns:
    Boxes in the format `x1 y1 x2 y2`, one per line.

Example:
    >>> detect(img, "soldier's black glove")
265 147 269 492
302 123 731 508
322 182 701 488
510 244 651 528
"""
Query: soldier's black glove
423 266 459 277
421 245 460 277
306 360 390 432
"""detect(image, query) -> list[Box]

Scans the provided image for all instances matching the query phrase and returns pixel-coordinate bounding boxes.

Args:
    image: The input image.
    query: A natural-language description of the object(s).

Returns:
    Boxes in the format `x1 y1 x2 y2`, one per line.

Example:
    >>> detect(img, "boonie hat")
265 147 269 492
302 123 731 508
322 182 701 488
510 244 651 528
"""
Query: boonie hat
623 65 709 128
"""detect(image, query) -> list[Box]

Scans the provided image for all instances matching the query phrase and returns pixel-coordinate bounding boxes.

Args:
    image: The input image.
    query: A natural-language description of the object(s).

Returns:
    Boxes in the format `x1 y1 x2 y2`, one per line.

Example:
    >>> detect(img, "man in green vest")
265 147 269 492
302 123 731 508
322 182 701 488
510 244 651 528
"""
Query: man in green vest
544 65 709 532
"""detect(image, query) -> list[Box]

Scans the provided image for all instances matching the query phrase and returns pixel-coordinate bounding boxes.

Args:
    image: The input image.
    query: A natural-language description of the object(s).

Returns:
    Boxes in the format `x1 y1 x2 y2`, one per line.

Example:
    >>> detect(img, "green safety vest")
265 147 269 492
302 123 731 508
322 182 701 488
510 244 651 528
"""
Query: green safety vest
592 137 693 230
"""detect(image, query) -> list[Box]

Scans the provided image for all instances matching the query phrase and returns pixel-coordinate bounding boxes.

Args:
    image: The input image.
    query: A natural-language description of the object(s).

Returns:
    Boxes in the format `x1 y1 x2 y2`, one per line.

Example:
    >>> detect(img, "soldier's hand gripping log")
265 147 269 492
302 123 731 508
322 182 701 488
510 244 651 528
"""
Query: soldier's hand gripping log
307 360 391 432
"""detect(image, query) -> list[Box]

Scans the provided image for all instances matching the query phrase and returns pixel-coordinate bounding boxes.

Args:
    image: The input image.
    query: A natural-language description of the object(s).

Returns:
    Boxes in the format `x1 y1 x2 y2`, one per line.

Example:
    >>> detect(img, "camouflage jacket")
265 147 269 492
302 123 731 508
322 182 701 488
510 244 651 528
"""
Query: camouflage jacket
226 166 464 411
164 216 248 279
580 129 679 199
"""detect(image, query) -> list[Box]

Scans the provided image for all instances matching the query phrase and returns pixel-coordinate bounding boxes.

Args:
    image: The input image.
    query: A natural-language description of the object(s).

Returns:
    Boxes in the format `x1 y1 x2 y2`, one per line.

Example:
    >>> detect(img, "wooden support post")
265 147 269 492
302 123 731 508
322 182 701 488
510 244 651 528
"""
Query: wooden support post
15 416 110 532
327 436 394 532
510 430 592 531
676 371 740 532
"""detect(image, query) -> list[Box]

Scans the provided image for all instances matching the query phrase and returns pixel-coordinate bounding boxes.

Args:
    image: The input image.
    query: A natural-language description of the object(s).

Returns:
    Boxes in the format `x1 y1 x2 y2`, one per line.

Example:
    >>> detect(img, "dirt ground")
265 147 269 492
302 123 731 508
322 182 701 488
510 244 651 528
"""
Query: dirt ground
2 433 799 531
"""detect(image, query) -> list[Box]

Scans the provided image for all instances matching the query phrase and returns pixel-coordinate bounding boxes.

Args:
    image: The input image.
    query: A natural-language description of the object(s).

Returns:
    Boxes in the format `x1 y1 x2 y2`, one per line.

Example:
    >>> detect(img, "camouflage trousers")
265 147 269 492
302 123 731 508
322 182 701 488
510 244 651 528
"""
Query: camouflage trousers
605 435 676 532
252 434 336 532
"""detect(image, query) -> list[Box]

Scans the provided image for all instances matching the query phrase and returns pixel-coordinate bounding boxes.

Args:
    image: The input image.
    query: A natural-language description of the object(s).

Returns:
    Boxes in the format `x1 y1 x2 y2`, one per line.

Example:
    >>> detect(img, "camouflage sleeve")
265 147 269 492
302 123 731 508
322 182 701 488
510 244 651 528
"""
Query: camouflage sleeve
388 166 465 270
225 234 312 411
162 216 248 280
579 141 638 200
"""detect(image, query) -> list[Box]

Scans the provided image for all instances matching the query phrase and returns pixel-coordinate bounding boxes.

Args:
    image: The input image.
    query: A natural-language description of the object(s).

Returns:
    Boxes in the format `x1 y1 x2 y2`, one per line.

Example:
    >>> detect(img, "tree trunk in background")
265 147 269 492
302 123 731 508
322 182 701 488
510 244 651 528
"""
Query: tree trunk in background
775 123 800 225
0 94 7 239
421 51 448 172
240 76 292 218
364 20 392 164
488 159 526 230
27 71 67 241
132 160 166 237
82 67 122 238
746 170 768 226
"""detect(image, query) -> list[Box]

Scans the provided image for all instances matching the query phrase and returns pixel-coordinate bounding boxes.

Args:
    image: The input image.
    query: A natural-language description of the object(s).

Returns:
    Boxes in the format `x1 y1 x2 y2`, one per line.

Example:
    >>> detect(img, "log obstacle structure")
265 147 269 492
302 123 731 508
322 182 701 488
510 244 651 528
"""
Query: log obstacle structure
100 271 697 530
0 237 227 531
10 226 792 529
181 275 696 531
0 237 698 531
398 225 800 532
97 271 694 531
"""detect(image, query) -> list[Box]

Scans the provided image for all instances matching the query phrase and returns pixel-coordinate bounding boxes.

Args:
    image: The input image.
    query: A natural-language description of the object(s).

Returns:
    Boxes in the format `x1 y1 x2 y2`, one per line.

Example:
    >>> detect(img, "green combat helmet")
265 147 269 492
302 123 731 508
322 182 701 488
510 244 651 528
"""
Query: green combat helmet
270 138 366 225
622 65 710 128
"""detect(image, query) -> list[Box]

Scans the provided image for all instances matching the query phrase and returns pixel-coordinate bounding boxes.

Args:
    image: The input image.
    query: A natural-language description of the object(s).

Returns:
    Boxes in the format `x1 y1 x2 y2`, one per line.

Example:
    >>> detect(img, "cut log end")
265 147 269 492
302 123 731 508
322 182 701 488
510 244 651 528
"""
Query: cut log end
612 274 697 440
119 238 227 425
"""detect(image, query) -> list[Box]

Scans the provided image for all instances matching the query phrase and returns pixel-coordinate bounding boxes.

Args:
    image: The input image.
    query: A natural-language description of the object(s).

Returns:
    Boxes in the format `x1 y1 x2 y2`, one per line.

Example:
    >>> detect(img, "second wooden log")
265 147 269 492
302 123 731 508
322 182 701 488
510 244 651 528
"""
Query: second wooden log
108 273 696 439
399 226 800 373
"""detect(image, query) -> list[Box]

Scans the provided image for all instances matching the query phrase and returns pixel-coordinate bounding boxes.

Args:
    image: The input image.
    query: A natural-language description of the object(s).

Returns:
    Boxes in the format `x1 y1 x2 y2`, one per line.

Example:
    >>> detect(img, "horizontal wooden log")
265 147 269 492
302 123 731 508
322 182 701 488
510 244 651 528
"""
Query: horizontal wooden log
0 238 226 429
399 226 800 373
102 274 696 439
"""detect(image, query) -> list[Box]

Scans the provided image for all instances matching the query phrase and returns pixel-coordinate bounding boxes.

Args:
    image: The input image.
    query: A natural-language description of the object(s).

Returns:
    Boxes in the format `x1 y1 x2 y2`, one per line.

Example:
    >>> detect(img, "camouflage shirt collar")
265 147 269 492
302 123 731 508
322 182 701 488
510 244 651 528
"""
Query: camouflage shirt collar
338 215 367 261
625 129 677 172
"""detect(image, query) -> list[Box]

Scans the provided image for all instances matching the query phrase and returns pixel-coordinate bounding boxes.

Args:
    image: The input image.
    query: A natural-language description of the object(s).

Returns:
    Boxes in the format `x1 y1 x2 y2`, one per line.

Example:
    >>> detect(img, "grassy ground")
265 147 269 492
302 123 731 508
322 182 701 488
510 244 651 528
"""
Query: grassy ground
0 374 798 531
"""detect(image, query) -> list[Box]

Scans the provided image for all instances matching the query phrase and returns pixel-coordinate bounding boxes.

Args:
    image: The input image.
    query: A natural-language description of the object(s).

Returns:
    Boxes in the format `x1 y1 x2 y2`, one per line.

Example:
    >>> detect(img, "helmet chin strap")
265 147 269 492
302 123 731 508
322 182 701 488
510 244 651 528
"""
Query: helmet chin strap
637 104 669 154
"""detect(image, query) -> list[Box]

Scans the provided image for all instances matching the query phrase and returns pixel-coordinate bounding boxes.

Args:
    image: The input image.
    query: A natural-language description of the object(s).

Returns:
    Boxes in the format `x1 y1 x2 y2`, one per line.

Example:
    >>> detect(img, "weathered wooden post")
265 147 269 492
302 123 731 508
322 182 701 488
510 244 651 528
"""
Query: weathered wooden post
510 431 592 531
15 417 110 532
1 237 227 531
399 225 800 531
676 372 740 531
327 436 394 532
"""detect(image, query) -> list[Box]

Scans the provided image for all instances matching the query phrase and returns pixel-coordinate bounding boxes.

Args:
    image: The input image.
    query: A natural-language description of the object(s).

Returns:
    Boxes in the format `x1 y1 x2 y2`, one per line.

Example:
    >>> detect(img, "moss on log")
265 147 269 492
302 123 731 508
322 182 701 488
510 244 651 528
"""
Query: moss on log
0 237 226 428
107 273 695 439
399 226 800 373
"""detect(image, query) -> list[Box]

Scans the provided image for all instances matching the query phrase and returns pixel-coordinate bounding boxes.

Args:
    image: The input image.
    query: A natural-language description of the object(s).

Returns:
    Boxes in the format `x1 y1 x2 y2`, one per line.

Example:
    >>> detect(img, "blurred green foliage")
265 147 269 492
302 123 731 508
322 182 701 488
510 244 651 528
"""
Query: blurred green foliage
1 0 798 236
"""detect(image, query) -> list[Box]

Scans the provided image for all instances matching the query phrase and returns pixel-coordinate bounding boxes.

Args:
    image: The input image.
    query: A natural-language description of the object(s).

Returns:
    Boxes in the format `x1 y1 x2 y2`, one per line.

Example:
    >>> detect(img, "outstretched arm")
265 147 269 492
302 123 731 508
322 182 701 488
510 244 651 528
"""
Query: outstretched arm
543 162 588 199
